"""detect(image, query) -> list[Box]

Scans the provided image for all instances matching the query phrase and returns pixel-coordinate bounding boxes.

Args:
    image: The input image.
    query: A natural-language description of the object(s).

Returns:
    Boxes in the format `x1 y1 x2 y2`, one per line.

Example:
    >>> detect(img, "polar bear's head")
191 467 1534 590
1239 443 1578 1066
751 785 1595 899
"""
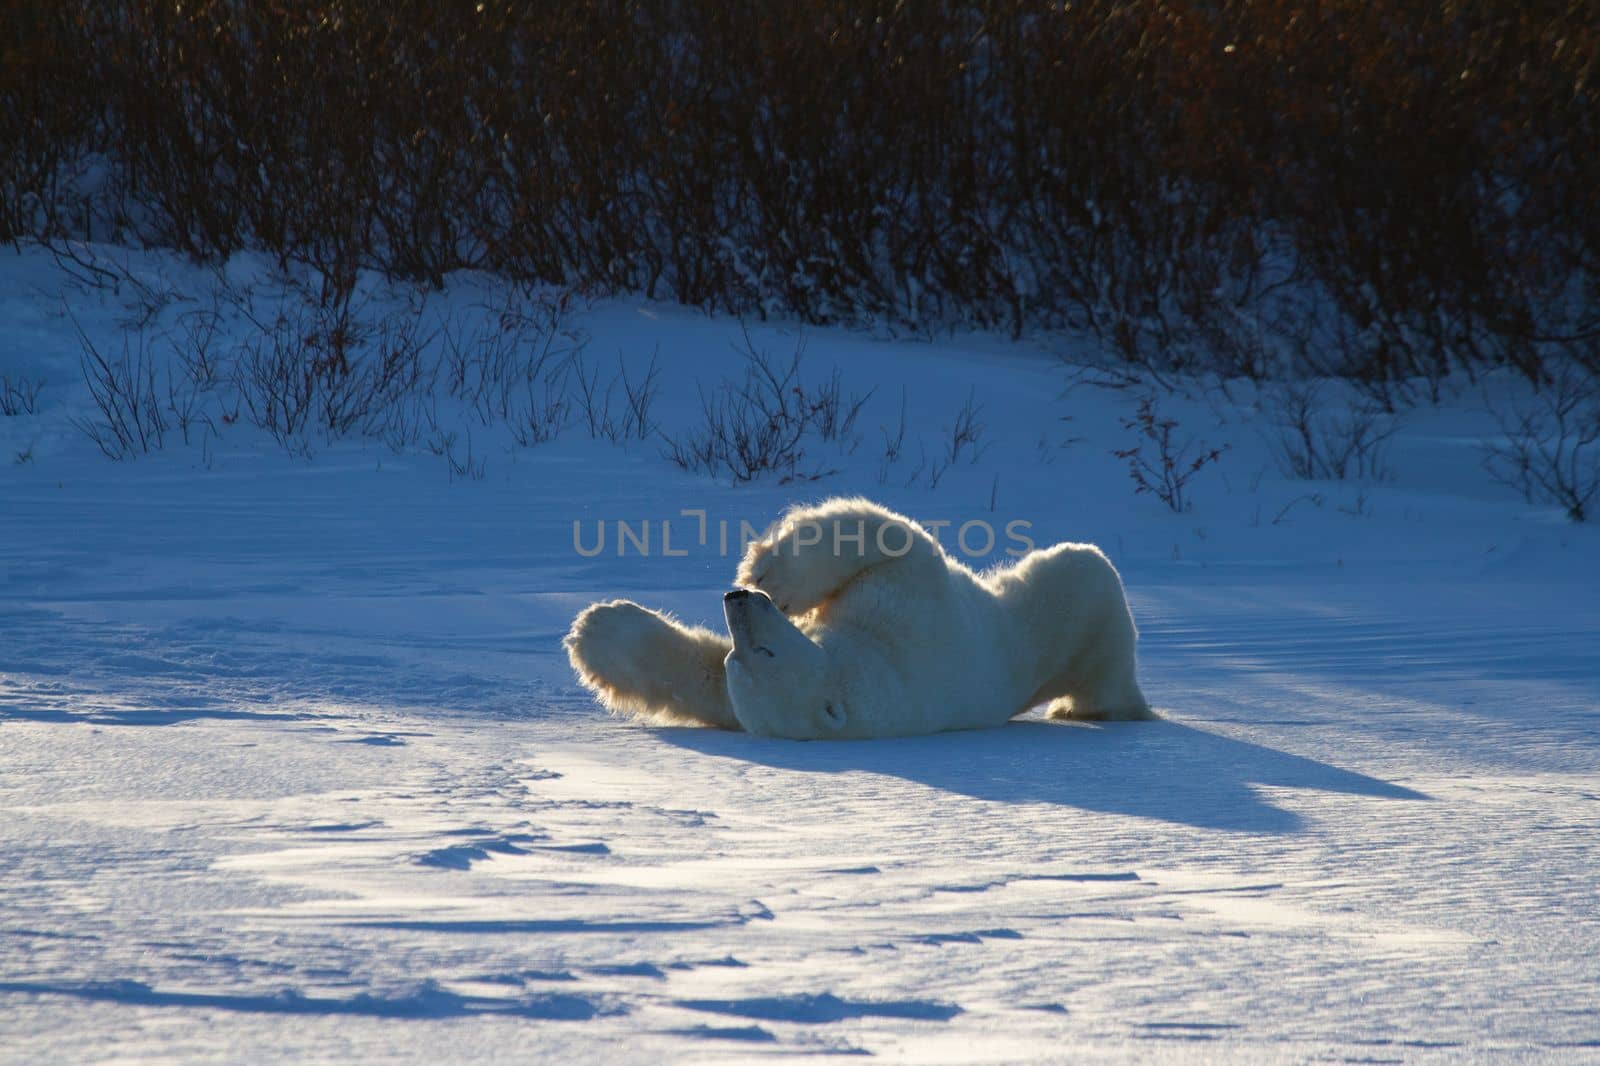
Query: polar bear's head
722 588 846 739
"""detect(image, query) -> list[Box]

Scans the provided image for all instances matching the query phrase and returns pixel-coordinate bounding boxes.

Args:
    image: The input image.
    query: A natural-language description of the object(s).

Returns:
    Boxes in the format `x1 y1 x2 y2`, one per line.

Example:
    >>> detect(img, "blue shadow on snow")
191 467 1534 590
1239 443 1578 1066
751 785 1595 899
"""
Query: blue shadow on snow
0 978 608 1021
659 719 1428 834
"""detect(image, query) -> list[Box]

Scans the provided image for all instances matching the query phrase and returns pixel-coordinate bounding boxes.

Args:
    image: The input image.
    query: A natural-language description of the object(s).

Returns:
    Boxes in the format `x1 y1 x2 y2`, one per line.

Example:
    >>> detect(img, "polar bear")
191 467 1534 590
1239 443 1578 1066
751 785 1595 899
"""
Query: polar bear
564 497 1151 739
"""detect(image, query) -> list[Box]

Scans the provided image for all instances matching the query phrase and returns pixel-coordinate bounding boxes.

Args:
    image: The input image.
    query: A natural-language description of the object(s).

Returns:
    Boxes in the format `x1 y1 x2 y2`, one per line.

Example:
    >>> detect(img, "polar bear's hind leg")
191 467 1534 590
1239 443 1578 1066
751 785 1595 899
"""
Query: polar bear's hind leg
564 600 738 728
1044 631 1153 722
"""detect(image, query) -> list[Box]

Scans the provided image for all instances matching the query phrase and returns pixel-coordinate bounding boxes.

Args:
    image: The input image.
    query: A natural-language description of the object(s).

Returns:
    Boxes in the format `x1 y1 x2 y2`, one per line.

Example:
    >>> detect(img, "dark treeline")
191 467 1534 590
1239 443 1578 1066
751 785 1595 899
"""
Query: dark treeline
3 1 1596 385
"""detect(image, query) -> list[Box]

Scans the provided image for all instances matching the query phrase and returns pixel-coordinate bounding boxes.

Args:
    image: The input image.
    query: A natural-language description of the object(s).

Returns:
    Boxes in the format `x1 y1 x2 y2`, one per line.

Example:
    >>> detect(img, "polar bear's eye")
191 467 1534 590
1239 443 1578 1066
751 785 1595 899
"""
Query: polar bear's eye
822 701 844 725
752 645 775 658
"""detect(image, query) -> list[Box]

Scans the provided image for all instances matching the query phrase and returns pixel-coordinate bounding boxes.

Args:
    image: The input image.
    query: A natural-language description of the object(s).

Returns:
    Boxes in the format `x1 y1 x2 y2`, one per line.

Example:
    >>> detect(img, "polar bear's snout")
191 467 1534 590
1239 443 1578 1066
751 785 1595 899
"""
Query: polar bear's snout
722 587 774 616
723 586 777 623
723 587 769 649
724 586 820 662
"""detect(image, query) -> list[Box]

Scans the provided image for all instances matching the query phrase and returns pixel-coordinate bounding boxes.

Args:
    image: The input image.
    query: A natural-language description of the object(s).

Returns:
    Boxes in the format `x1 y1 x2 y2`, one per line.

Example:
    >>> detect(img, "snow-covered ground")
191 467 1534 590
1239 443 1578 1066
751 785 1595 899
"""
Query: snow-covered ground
2 245 1598 1062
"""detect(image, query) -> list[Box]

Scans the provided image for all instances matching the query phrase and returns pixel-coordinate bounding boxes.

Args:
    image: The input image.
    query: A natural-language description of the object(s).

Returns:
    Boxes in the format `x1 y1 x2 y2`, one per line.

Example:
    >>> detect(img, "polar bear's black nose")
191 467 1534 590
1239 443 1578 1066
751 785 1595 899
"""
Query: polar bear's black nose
724 588 752 602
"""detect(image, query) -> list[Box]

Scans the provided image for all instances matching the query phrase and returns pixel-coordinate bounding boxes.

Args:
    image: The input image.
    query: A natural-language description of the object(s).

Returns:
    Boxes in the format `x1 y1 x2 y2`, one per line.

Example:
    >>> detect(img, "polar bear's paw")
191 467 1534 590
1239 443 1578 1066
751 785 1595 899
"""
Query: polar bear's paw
565 600 680 695
1045 693 1155 722
736 535 833 615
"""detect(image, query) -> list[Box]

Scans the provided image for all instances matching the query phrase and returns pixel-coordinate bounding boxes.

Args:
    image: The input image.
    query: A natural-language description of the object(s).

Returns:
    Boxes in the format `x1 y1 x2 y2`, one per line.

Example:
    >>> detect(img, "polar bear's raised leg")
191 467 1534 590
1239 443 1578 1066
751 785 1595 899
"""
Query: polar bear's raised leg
564 600 738 728
737 497 944 614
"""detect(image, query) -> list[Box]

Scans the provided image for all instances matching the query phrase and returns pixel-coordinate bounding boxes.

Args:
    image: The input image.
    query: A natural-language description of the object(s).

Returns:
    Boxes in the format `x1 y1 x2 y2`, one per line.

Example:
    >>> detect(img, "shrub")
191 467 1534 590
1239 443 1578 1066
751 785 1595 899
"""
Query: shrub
1266 383 1396 482
571 348 662 445
664 330 863 484
1112 394 1227 513
0 374 43 416
72 320 168 459
5 2 1596 384
1483 367 1600 522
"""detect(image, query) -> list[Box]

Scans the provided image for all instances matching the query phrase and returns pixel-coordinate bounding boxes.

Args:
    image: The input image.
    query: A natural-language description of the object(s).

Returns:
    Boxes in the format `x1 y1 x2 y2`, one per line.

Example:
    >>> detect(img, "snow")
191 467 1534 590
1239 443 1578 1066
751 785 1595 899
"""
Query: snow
2 243 1598 1062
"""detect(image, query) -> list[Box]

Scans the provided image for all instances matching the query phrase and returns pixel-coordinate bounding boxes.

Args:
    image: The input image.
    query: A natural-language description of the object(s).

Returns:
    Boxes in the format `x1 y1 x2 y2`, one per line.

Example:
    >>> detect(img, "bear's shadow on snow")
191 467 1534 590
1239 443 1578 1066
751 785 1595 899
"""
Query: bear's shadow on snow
658 718 1428 833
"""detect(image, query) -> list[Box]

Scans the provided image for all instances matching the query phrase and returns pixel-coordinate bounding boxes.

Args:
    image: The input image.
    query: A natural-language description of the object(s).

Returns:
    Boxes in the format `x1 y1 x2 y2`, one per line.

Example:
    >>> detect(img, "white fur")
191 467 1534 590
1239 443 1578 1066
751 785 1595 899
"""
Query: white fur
564 497 1152 739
